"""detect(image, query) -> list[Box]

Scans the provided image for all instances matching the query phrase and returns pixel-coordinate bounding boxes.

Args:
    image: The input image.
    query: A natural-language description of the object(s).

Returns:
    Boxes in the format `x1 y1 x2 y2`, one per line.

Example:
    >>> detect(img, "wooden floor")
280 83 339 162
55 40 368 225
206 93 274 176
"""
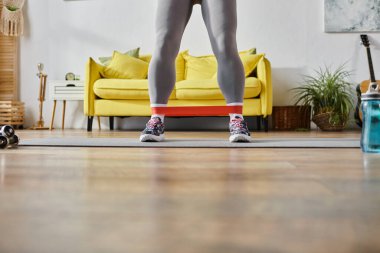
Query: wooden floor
1 129 379 253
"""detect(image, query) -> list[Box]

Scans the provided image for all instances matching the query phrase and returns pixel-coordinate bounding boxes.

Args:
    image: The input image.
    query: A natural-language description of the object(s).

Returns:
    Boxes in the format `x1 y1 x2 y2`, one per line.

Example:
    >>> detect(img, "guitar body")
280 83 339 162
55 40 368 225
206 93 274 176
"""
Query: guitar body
355 81 380 127
354 34 379 128
359 80 380 94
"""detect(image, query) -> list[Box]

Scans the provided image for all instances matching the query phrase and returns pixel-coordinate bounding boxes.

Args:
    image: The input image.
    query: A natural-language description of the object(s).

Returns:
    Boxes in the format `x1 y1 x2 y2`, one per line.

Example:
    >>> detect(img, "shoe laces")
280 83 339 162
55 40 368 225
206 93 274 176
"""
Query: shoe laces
147 118 161 129
230 117 246 129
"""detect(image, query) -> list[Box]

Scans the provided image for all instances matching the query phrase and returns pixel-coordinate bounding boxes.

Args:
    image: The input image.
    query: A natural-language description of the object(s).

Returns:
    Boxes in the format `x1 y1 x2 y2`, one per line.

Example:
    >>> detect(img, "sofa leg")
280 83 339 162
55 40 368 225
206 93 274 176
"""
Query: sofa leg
263 117 269 132
109 116 114 130
87 116 94 132
256 116 262 131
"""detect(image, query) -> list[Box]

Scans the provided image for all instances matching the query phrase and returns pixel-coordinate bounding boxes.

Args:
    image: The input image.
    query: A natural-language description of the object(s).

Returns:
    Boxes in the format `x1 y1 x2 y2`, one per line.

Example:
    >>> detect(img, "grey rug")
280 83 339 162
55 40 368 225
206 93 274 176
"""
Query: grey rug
20 137 360 148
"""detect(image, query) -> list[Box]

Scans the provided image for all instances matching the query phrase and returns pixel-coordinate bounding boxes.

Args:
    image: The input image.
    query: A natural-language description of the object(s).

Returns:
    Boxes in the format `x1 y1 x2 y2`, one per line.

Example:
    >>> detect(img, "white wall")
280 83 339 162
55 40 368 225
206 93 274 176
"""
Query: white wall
19 0 380 130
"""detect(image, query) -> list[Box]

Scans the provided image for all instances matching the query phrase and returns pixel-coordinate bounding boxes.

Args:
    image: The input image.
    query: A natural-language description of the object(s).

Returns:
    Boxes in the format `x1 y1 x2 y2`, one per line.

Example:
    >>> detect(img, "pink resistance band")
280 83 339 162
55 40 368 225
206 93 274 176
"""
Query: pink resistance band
151 105 243 116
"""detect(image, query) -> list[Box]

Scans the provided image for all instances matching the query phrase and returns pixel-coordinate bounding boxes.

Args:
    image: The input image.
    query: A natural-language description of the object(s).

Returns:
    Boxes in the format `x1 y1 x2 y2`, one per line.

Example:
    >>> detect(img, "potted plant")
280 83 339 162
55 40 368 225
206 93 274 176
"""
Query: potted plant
291 65 355 131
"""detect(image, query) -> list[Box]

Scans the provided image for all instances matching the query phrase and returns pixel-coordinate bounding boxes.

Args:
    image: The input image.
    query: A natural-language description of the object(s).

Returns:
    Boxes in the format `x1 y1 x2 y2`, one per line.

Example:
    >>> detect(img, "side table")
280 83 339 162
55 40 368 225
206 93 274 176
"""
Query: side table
49 80 100 130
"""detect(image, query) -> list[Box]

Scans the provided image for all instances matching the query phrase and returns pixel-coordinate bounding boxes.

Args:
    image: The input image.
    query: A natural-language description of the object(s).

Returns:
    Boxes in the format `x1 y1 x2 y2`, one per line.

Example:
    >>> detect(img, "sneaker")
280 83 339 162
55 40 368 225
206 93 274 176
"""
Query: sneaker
140 117 165 142
229 116 252 143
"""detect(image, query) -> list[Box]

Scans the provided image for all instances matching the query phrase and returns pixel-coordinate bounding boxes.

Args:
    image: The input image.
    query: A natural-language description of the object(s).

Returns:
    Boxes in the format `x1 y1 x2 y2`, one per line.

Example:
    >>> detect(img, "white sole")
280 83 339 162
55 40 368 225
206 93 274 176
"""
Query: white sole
229 134 252 143
139 134 165 142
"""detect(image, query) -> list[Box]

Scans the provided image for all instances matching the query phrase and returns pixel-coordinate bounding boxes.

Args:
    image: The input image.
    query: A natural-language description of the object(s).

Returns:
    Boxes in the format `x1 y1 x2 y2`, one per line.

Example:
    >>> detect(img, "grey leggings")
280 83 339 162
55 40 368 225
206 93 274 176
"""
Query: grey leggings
148 0 245 105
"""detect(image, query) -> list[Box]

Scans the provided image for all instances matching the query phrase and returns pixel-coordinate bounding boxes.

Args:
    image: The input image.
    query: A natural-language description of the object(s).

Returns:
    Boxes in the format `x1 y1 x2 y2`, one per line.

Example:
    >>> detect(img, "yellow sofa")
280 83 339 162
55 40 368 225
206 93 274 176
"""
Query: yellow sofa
84 50 272 131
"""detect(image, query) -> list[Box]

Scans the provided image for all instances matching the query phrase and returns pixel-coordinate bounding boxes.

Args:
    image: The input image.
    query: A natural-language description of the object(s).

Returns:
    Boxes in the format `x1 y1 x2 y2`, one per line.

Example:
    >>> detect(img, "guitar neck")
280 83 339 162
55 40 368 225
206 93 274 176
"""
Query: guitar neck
366 47 377 83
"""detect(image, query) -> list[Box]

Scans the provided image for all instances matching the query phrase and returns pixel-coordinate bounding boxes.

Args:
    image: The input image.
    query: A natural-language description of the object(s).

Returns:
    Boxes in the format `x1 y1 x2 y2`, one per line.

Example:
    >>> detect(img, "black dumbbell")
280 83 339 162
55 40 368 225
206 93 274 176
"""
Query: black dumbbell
0 125 19 149
0 125 15 138
0 135 7 149
7 135 19 148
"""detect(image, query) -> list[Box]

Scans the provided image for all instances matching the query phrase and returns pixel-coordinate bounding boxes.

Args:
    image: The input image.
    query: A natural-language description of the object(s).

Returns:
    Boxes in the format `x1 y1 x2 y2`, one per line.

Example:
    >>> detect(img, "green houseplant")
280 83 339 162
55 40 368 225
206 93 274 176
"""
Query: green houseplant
291 65 355 131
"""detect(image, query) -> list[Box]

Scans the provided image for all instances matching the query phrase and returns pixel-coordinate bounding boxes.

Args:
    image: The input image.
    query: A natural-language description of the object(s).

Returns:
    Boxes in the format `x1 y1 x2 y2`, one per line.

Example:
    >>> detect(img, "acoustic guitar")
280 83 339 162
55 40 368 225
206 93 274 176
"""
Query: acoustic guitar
354 34 380 127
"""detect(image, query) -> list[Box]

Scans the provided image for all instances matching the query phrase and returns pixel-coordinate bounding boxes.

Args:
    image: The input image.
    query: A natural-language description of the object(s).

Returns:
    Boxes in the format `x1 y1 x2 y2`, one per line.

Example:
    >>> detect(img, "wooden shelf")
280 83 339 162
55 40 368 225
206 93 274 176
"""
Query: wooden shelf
0 1 19 101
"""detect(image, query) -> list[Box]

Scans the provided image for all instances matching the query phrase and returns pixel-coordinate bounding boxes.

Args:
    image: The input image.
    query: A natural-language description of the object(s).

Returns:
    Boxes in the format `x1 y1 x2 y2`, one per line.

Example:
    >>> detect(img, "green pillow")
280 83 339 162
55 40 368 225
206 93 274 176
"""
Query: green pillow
99 47 140 66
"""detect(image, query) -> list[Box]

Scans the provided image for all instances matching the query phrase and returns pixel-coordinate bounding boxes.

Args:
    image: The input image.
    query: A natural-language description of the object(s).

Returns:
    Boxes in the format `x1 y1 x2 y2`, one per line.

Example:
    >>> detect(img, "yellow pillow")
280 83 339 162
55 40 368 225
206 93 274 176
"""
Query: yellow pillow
183 51 217 80
139 48 254 65
212 54 264 79
103 51 149 79
175 50 188 81
182 49 258 80
192 48 256 58
139 54 152 63
241 53 265 77
99 47 140 66
239 48 257 55
137 50 188 81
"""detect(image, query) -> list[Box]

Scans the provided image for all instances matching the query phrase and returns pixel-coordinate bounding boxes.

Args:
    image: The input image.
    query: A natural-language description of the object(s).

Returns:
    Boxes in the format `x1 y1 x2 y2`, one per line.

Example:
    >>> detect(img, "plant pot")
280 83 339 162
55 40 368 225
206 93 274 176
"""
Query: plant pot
312 112 346 131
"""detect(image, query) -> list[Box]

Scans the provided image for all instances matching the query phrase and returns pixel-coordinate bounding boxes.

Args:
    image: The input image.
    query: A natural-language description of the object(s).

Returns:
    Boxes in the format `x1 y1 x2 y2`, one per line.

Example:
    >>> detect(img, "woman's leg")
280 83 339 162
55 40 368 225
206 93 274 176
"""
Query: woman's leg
148 0 194 105
200 0 245 105
201 0 251 142
141 0 193 142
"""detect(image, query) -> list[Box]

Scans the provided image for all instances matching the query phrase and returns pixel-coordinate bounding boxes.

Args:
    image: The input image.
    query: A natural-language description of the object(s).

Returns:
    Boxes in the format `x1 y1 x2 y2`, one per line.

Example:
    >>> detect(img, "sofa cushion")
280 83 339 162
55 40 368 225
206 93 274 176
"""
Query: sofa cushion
175 50 187 81
102 51 149 79
212 54 264 79
243 53 264 76
182 51 217 80
99 47 140 66
183 50 263 80
94 79 176 100
240 48 257 55
183 48 256 60
139 54 152 63
137 49 255 81
140 50 188 82
175 77 261 100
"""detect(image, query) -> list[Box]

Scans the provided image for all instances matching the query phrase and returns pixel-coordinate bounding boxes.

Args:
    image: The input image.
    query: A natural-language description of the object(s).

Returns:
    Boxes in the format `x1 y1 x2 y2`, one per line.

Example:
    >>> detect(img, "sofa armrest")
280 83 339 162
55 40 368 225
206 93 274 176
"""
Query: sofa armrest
84 57 103 116
257 57 273 117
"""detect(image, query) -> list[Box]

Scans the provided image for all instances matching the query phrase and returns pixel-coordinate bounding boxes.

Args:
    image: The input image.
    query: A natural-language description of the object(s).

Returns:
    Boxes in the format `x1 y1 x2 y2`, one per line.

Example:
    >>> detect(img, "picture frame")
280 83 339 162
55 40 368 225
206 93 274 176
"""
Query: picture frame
325 0 380 33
